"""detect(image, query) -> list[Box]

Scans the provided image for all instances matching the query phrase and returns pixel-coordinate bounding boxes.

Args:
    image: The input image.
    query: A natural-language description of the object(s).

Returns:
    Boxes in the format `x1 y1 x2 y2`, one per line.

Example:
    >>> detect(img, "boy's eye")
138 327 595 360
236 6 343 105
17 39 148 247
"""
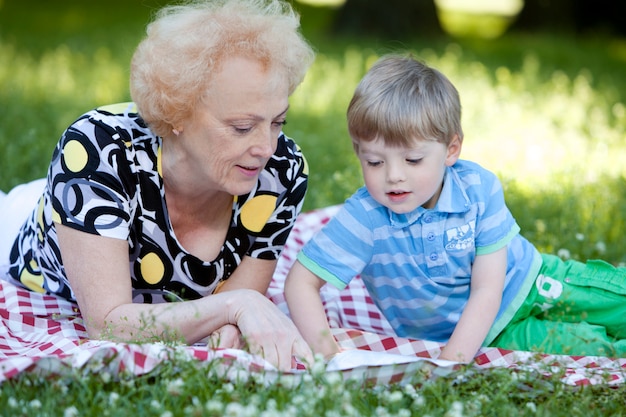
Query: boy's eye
366 160 382 167
406 158 422 165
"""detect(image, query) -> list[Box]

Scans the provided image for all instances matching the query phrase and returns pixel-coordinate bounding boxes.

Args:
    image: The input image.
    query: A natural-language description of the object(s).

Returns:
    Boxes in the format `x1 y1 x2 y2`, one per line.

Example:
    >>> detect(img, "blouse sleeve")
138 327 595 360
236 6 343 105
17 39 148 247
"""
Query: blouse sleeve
49 112 135 240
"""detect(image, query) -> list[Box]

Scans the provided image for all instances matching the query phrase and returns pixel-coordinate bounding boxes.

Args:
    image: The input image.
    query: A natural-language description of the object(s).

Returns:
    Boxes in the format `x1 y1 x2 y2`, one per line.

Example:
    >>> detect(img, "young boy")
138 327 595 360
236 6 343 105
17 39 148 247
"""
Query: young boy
284 54 626 363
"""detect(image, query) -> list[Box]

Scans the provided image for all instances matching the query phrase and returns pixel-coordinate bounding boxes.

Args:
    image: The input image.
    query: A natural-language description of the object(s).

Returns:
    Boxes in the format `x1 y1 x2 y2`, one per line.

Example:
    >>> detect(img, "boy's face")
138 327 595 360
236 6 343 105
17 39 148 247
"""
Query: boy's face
355 136 461 214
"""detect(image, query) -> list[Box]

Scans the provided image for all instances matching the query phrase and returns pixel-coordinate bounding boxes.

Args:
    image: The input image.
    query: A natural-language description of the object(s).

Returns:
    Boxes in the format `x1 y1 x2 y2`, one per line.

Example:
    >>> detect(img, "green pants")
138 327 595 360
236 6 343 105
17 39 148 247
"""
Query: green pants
490 254 626 357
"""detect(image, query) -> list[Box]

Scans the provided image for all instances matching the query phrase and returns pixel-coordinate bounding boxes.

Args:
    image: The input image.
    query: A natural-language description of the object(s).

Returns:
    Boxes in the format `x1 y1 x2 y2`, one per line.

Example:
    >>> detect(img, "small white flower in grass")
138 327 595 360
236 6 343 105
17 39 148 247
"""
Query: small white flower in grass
325 371 343 386
526 402 537 413
575 233 585 241
8 397 18 408
291 394 307 406
341 390 353 405
29 399 42 409
310 353 326 377
557 248 571 260
397 410 411 417
224 402 249 417
386 390 404 404
595 241 606 254
260 409 284 417
151 400 162 410
315 385 327 399
281 405 296 417
221 382 235 394
252 371 268 385
375 406 391 417
205 400 223 413
100 371 112 384
166 378 185 396
160 412 173 417
266 399 278 410
64 406 79 417
108 392 120 406
445 401 464 417
341 403 358 417
403 384 416 395
412 395 426 408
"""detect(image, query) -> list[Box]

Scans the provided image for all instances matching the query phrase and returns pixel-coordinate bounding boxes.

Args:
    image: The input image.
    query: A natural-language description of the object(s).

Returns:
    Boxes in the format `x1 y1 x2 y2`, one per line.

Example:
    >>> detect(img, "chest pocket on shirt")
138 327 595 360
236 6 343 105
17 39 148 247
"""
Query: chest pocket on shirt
444 220 476 252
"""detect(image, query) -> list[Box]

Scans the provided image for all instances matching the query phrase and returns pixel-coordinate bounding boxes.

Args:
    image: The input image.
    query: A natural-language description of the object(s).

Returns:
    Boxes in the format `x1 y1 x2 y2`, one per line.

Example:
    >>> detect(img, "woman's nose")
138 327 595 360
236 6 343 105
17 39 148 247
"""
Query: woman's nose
250 128 276 158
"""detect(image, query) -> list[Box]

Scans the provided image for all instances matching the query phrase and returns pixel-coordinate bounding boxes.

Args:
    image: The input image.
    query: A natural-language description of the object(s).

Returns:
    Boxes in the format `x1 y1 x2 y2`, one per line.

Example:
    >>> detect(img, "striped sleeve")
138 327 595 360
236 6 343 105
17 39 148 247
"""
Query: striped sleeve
472 170 519 254
297 192 374 289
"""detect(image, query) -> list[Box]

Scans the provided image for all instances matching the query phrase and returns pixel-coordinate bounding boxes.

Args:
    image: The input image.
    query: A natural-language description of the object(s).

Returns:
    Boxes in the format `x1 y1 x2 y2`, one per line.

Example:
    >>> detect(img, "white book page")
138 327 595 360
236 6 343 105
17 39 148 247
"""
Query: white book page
325 349 458 372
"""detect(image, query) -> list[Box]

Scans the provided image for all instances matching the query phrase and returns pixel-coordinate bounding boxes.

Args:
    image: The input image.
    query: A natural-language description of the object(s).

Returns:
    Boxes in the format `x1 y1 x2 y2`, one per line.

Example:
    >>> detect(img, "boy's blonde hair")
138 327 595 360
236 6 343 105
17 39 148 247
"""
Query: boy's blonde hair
130 0 315 137
347 54 463 147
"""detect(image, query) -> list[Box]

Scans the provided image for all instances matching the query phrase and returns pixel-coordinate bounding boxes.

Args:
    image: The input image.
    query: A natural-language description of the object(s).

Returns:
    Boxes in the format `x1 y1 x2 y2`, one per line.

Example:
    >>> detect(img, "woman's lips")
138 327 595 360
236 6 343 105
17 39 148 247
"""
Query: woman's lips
237 164 261 177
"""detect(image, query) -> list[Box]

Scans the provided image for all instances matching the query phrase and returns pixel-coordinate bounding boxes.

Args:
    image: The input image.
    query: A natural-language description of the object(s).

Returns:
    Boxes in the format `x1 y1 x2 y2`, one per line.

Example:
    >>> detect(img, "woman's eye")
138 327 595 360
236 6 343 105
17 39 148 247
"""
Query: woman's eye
273 120 287 128
234 126 252 134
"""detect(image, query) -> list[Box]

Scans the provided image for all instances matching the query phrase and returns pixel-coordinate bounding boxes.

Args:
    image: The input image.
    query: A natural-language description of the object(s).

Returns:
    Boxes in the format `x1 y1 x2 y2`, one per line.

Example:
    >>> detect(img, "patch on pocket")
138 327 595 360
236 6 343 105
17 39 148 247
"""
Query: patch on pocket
444 220 475 251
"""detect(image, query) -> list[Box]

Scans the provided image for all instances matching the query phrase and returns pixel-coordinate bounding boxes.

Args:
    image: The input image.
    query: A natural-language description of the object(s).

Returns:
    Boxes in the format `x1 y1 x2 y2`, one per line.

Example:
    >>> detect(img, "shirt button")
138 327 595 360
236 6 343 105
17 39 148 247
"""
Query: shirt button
427 232 435 241
424 216 433 223
430 253 438 261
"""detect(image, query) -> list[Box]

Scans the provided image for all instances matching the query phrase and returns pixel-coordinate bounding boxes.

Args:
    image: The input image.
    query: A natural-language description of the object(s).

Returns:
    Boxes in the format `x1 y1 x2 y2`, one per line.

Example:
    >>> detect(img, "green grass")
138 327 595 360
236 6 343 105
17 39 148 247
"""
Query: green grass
1 356 625 417
1 1 626 414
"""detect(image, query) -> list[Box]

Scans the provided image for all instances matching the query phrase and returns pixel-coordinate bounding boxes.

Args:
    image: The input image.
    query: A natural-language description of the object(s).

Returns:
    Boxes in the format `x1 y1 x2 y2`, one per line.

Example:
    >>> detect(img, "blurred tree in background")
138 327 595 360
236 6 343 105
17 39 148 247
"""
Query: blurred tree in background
323 0 626 39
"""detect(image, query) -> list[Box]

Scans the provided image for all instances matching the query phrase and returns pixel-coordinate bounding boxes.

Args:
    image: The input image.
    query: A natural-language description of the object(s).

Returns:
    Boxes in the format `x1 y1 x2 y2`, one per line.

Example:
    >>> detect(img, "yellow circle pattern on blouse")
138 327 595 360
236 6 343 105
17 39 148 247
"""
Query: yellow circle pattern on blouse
240 194 277 233
63 140 89 173
140 252 166 285
20 259 45 293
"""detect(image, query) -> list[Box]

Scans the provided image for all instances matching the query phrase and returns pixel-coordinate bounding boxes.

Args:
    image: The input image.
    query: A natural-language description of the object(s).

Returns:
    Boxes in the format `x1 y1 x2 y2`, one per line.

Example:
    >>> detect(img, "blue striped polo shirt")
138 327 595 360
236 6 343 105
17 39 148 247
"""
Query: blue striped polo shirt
298 159 541 343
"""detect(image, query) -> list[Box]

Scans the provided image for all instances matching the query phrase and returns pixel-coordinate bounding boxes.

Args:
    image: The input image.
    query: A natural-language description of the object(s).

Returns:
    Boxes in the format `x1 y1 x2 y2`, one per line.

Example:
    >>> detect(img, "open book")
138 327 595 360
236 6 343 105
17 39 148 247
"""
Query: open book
326 349 458 373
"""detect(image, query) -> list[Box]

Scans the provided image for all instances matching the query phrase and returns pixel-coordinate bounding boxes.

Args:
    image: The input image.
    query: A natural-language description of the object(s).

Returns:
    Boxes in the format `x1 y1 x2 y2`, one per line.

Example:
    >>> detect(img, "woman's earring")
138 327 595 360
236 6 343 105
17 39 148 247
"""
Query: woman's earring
172 129 180 136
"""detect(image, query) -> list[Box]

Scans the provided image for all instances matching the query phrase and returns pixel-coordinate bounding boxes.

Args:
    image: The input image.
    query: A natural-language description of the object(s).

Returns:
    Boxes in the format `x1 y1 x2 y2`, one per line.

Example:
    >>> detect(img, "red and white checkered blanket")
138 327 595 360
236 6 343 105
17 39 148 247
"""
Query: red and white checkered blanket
1 205 625 386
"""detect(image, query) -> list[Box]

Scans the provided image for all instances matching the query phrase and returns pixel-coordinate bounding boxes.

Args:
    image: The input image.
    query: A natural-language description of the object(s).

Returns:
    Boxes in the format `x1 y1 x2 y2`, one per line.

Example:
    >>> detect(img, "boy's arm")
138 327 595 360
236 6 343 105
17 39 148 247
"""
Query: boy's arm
438 246 507 363
284 260 341 359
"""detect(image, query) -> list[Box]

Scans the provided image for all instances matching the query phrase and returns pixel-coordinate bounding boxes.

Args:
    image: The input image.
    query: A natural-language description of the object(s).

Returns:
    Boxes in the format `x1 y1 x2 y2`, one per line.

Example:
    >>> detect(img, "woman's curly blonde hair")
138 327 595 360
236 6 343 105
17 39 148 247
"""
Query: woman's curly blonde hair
130 0 315 137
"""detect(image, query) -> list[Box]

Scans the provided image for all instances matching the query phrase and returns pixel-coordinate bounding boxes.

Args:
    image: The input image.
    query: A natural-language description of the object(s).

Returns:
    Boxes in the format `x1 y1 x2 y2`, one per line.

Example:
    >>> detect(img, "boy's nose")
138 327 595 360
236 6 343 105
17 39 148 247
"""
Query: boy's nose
386 164 406 183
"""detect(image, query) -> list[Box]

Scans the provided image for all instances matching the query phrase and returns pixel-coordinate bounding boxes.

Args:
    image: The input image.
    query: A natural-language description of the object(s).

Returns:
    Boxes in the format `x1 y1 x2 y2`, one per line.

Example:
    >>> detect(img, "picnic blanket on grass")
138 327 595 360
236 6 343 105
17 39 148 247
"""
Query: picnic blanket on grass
1 204 625 386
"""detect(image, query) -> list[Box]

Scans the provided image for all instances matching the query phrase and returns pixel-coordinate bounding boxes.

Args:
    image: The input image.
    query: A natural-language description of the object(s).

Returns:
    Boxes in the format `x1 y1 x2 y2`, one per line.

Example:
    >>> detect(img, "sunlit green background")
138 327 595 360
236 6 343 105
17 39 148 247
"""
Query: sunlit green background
1 0 625 264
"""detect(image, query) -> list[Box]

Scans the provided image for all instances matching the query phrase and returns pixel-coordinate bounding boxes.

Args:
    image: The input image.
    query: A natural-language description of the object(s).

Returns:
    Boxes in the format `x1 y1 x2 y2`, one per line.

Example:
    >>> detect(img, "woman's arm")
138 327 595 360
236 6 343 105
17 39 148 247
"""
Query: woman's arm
56 223 311 371
438 247 507 362
284 260 341 359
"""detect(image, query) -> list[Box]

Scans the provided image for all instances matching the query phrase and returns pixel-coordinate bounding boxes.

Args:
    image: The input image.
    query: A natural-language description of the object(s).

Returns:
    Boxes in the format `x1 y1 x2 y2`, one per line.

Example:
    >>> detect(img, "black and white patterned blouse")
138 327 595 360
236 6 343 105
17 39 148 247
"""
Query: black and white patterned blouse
8 103 308 303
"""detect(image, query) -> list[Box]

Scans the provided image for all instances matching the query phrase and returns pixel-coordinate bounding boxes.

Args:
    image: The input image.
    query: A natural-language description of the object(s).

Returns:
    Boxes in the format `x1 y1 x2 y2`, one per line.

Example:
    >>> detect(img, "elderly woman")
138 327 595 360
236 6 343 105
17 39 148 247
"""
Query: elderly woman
0 0 315 371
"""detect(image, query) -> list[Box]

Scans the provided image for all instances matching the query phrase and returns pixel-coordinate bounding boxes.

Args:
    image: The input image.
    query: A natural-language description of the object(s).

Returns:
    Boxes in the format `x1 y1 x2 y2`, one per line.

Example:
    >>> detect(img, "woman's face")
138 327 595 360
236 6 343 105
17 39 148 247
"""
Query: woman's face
172 56 290 197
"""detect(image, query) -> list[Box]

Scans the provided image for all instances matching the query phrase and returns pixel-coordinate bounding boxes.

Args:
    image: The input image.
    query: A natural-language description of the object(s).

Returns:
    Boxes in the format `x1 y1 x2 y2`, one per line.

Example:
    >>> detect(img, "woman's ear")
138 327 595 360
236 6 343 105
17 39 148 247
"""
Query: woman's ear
445 134 462 166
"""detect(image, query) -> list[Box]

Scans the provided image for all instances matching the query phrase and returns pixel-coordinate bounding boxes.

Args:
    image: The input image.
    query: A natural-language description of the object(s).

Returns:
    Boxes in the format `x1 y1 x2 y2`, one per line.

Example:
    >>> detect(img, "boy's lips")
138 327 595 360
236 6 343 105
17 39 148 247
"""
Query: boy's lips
387 190 411 201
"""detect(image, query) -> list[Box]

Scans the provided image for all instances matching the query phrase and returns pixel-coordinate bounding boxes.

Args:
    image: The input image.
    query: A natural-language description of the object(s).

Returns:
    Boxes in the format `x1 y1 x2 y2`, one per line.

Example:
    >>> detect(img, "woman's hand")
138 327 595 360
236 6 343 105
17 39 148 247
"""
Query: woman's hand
207 324 243 349
226 289 314 371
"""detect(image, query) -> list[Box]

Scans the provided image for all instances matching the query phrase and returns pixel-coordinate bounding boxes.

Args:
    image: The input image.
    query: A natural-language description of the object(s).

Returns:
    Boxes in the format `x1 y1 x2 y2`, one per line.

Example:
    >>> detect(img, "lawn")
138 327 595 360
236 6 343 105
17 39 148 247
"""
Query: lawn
1 1 626 415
